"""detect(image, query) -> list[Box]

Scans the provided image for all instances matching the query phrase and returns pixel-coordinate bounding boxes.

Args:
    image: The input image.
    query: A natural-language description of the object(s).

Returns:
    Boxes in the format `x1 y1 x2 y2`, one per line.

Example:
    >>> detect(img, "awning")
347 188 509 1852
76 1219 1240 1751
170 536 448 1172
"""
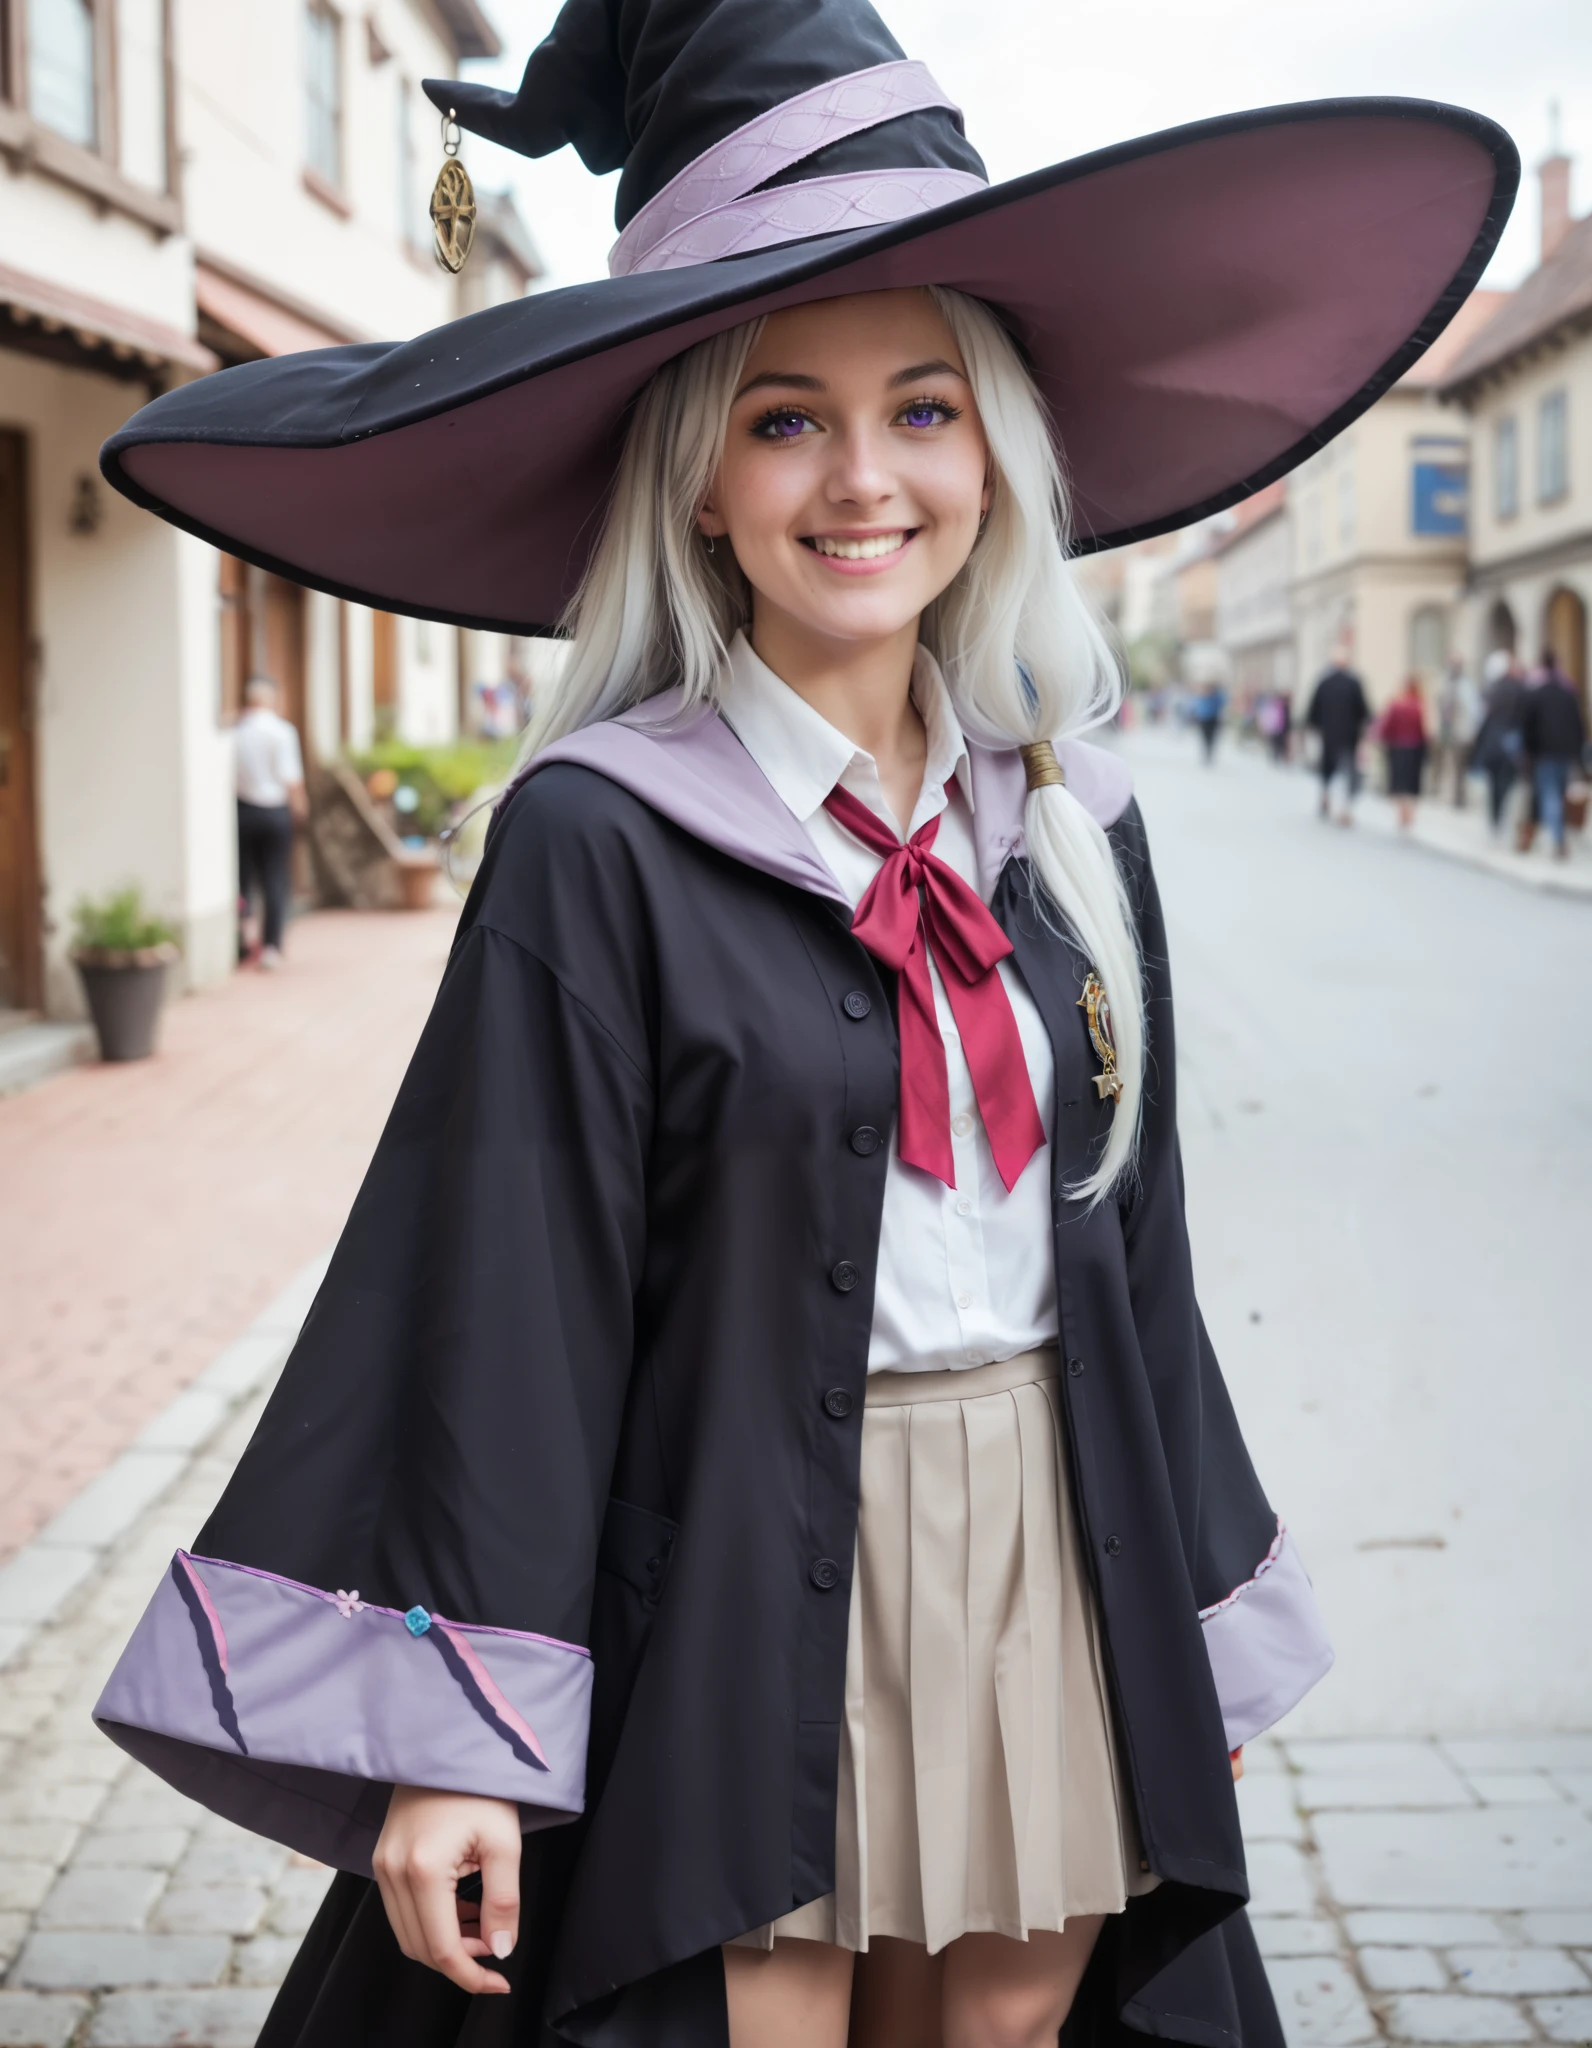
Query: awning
0 258 216 372
195 262 355 359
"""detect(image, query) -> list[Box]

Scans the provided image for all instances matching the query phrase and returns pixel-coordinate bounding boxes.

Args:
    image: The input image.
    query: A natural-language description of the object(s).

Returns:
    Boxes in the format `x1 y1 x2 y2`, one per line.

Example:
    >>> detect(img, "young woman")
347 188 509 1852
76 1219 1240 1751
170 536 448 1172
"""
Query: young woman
91 2 1513 2043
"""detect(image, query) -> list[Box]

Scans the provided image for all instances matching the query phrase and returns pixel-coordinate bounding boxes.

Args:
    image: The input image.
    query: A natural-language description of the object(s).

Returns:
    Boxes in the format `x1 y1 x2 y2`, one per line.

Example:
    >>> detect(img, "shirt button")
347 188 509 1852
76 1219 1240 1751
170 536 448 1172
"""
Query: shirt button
809 1557 841 1591
831 1261 860 1293
1067 1357 1085 1378
823 1387 854 1419
956 1197 972 1216
956 1291 971 1310
850 1125 882 1156
952 1112 973 1136
1104 1535 1123 1557
842 990 871 1020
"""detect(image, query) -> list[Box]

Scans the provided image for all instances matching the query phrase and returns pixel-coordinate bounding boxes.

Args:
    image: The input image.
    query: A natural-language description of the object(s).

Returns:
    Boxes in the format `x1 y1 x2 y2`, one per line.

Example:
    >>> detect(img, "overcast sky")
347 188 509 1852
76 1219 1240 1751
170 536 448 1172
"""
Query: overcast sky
453 0 1587 294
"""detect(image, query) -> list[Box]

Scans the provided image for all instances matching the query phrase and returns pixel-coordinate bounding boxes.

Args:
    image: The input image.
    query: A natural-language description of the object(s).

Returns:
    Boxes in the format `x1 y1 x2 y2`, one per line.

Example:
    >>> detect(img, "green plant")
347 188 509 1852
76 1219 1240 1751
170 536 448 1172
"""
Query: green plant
349 738 520 840
71 886 179 956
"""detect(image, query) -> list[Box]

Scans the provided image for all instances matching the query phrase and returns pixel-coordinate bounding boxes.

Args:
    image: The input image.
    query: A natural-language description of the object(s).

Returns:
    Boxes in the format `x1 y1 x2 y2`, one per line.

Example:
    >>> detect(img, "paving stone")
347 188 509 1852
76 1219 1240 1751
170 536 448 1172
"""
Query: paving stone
1359 1945 1448 1991
1383 1993 1533 2043
153 1884 266 1935
73 1828 190 1868
1448 1948 1590 1995
1313 1807 1592 1911
0 1991 92 2048
1246 1839 1318 1916
1533 1995 1592 2043
93 1779 199 1830
263 1864 334 1937
171 1834 289 1886
1521 1914 1592 1947
34 1864 163 1931
0 1867 55 1915
86 1987 276 2047
0 1783 110 1827
1463 1774 1571 1807
1261 1956 1378 2046
1442 1738 1592 1775
0 1698 50 1739
232 1933 305 1984
1295 1750 1474 1810
1238 1771 1306 1841
1551 1774 1592 1810
1243 1739 1289 1775
14 1930 231 1990
1345 1913 1505 1947
1287 1741 1456 1777
34 1453 188 1553
0 1548 99 1630
1252 1916 1344 1958
28 1740 129 1786
0 1823 80 1866
0 1913 27 1969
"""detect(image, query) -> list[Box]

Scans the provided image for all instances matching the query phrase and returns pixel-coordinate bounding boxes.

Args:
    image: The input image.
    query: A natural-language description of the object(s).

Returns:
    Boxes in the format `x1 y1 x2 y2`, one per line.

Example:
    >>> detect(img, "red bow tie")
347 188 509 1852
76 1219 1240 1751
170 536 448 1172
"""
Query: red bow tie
824 785 1045 1192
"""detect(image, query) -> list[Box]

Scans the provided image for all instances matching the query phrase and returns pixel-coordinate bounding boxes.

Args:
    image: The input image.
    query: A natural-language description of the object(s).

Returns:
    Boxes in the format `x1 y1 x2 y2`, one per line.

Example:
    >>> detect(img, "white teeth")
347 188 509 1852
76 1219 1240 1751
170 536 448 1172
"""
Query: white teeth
811 532 908 560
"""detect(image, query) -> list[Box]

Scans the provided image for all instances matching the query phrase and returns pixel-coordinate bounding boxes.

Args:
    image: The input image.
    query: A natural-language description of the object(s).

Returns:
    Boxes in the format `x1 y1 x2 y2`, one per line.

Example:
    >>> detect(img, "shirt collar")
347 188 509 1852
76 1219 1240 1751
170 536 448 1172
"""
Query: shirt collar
720 631 973 836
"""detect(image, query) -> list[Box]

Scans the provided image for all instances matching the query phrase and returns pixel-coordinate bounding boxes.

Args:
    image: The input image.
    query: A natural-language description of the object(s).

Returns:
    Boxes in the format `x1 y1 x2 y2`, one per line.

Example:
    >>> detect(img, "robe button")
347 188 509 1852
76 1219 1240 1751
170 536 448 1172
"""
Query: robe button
842 990 872 1019
810 1557 841 1591
823 1386 854 1418
1067 1357 1085 1378
1104 1535 1123 1557
831 1260 860 1292
850 1126 882 1156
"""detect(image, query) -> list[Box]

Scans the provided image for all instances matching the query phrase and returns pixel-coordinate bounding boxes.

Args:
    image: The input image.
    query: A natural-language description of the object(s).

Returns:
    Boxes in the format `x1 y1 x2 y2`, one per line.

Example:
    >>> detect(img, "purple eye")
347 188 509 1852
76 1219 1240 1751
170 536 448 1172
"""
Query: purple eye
903 402 946 429
761 411 809 439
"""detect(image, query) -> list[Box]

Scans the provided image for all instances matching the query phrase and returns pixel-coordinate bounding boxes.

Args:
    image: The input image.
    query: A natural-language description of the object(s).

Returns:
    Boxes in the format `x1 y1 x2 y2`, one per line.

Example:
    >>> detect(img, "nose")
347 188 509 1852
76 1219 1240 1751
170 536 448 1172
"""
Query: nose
823 419 897 512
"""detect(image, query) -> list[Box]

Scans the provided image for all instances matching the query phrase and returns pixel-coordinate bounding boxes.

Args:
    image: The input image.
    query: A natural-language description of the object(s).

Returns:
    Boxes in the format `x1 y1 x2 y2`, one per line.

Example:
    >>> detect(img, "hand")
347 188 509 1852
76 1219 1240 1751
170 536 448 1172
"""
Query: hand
1230 1748 1245 1783
373 1785 521 1995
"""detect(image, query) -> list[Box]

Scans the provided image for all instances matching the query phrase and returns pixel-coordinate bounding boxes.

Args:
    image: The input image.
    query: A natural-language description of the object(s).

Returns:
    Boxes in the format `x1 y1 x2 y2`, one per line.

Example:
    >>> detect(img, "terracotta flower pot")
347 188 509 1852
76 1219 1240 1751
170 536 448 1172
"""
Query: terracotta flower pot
73 942 180 1061
396 854 439 911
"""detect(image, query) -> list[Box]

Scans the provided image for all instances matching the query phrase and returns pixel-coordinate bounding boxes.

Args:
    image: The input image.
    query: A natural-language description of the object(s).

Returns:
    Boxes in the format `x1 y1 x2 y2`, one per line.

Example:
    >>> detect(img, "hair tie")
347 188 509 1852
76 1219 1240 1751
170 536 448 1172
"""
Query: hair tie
1019 740 1065 791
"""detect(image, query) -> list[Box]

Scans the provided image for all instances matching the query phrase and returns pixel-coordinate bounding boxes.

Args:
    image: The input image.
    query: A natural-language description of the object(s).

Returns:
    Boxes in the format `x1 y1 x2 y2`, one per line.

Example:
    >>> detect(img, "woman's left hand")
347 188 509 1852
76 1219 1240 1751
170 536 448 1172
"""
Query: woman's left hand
1230 1748 1244 1782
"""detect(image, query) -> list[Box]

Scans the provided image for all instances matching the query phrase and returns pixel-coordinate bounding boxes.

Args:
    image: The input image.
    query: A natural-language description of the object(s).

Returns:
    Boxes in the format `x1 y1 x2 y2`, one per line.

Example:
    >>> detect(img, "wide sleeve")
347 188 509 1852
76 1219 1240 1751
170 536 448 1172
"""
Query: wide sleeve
94 773 656 1872
1112 803 1333 1750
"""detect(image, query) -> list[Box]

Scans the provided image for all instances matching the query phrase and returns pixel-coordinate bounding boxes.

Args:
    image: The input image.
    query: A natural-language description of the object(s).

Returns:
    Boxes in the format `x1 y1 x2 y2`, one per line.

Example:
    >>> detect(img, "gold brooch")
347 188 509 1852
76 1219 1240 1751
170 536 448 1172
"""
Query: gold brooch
430 110 477 275
1077 972 1122 1103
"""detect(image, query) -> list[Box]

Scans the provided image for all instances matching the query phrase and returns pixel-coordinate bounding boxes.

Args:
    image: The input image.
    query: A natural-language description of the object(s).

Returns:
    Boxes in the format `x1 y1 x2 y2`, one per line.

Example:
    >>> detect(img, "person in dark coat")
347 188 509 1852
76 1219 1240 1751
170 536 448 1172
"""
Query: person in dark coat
1521 654 1588 857
1305 657 1371 824
1471 650 1527 834
84 0 1515 2041
1378 677 1428 830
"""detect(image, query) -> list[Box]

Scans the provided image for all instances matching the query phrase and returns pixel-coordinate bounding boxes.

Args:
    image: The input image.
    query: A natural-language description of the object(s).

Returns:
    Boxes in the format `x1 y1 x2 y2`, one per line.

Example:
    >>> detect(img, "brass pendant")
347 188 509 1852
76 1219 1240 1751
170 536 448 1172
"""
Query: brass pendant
430 112 476 275
1077 972 1122 1104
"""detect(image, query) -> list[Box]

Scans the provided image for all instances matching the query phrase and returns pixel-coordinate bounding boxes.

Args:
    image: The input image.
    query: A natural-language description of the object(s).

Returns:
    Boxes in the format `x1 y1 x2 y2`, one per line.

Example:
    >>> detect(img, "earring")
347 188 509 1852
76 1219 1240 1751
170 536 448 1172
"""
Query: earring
429 109 477 275
704 532 716 555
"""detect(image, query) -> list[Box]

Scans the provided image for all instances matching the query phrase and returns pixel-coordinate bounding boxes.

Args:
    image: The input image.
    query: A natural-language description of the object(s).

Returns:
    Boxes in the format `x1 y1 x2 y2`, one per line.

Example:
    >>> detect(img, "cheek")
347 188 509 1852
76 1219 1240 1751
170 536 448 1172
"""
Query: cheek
716 447 809 550
914 442 989 532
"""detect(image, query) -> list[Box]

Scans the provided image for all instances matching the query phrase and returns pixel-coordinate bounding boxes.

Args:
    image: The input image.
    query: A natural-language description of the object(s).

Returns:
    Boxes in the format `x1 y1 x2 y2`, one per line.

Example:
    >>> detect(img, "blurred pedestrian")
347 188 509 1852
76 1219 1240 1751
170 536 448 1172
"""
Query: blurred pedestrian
1257 691 1292 763
1305 652 1371 824
1189 682 1226 764
1520 651 1587 860
1378 677 1427 831
1470 649 1526 837
1435 656 1479 807
234 677 305 969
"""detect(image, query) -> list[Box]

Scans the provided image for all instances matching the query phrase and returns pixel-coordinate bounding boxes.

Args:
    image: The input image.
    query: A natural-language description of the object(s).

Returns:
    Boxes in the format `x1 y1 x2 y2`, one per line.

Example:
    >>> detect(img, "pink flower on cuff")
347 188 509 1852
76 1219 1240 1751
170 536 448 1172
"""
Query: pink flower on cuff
333 1590 365 1619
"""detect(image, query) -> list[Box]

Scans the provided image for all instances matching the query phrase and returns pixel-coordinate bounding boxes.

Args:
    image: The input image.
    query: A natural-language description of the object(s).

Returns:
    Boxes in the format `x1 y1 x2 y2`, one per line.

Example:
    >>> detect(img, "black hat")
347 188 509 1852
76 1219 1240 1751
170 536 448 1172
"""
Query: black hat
100 0 1515 633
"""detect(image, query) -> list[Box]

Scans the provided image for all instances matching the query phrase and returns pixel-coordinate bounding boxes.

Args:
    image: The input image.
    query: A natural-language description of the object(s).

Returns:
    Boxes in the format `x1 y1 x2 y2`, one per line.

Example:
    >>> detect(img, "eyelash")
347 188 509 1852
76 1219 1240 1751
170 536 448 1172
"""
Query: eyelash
748 395 963 442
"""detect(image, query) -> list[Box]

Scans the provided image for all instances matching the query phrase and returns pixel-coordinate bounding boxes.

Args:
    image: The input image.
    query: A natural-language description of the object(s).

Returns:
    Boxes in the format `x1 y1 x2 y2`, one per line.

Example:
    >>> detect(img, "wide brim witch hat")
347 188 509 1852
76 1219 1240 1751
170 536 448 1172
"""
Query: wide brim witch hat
101 0 1515 635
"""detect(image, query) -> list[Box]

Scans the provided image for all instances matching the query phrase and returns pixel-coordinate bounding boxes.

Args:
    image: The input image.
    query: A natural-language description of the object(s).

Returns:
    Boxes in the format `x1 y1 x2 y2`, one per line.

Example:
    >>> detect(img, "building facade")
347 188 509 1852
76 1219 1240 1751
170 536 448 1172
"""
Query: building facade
1441 147 1591 710
0 0 534 1023
1211 482 1292 706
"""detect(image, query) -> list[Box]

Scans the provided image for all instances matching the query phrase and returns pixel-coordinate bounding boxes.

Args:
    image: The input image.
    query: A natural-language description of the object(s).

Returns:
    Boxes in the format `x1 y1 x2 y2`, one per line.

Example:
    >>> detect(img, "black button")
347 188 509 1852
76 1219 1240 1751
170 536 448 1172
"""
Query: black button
1067 1357 1085 1378
850 1125 882 1157
1104 1535 1123 1557
842 990 872 1020
809 1557 841 1591
830 1260 859 1293
823 1387 854 1419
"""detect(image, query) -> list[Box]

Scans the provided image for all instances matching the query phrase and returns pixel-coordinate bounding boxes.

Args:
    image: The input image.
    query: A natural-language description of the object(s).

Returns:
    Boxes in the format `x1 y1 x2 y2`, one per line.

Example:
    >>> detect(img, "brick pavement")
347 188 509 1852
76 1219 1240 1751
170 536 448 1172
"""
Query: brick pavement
0 907 457 1565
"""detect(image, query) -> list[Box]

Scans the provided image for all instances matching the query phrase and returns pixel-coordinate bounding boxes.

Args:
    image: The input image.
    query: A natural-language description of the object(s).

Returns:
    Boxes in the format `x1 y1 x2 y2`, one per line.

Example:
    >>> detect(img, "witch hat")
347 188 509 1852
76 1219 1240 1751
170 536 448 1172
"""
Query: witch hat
100 0 1515 635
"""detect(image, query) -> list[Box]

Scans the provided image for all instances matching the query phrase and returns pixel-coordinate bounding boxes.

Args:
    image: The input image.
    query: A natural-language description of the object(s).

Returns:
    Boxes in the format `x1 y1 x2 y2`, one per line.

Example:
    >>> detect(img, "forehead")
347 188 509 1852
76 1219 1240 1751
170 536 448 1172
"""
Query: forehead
741 289 965 381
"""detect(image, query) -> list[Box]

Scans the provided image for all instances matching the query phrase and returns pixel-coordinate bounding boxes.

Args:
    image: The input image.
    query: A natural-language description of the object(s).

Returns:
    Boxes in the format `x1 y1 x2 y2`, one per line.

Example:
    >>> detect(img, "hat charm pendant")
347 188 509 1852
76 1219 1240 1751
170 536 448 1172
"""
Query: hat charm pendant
1078 973 1122 1103
430 109 476 275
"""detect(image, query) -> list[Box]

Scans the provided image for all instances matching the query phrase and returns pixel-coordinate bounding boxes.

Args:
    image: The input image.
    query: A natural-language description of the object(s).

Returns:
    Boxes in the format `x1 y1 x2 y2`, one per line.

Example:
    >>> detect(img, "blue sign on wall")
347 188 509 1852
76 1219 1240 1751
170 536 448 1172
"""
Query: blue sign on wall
1412 457 1469 536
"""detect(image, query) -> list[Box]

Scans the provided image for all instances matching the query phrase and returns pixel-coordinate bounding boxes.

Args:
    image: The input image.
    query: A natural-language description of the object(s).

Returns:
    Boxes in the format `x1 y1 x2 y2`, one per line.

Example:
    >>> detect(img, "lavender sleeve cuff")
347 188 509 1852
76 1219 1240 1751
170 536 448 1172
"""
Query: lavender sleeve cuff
1200 1523 1334 1749
92 1552 593 1875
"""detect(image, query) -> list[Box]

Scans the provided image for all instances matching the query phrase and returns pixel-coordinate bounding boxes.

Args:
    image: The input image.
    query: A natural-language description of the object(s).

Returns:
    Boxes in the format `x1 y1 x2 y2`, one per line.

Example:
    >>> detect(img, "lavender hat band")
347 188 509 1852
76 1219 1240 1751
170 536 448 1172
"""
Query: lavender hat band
608 58 988 277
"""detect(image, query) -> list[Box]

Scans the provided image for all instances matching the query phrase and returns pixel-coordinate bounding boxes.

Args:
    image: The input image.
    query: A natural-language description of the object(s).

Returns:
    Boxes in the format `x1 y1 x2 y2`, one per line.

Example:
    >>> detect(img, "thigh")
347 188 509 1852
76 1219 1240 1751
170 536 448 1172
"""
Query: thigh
723 1938 853 2048
850 1935 944 2048
941 1917 1104 2048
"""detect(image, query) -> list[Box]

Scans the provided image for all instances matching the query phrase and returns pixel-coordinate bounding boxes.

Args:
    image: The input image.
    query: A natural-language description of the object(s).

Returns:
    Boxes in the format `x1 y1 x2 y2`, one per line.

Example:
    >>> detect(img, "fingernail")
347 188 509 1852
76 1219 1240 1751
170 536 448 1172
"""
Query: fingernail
490 1930 514 1959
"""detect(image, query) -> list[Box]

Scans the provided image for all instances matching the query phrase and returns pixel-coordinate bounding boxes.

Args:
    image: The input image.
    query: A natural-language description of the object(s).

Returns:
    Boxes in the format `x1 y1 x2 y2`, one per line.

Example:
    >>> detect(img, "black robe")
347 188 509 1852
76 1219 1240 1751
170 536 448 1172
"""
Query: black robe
94 711 1330 2048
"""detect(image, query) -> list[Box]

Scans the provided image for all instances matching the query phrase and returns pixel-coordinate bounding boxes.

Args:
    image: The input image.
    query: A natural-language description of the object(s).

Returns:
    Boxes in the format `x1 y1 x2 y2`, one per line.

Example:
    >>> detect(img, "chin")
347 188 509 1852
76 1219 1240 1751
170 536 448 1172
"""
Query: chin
785 581 939 645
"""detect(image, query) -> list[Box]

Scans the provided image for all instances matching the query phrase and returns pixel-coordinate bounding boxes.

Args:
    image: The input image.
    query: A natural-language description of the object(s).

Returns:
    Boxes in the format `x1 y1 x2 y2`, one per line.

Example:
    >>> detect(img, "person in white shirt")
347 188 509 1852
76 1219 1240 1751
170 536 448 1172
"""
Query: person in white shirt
233 677 305 969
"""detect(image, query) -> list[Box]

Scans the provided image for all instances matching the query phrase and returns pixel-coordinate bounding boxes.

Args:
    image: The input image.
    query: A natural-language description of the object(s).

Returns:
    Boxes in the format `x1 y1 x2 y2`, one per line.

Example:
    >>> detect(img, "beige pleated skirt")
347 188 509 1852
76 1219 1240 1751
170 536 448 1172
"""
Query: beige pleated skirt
734 1346 1155 1956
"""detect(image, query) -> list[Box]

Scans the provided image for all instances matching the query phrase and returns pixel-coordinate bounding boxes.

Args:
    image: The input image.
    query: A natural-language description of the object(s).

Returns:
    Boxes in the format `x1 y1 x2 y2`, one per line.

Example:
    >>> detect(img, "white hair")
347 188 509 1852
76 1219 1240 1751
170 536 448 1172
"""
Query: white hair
520 287 1142 1201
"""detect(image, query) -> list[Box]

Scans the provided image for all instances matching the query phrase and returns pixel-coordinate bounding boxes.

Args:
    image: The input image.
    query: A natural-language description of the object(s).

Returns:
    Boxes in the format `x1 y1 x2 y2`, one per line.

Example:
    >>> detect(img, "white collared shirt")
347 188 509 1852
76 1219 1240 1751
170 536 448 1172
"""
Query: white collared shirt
719 633 1058 1374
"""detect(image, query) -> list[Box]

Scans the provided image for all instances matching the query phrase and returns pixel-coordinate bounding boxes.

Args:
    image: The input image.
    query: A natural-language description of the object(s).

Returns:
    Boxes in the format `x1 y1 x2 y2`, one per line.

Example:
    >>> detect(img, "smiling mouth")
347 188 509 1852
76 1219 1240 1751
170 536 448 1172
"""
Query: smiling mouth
802 530 914 561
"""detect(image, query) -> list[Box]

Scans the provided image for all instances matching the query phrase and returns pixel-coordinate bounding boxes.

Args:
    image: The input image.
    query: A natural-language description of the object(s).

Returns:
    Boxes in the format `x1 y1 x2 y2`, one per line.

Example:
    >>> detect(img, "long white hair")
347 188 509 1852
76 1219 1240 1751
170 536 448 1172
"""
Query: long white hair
519 287 1142 1201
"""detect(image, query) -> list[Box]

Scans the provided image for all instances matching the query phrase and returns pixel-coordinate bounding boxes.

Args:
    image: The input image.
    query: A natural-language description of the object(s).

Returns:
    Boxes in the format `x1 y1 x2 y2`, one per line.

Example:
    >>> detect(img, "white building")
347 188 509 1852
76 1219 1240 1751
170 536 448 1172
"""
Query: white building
1212 482 1292 706
1441 144 1591 707
0 0 537 1024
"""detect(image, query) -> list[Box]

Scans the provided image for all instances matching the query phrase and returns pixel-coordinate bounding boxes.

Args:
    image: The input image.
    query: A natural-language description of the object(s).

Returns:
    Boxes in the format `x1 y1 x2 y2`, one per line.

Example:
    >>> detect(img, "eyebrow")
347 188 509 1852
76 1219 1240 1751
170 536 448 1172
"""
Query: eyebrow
733 358 969 403
889 359 966 386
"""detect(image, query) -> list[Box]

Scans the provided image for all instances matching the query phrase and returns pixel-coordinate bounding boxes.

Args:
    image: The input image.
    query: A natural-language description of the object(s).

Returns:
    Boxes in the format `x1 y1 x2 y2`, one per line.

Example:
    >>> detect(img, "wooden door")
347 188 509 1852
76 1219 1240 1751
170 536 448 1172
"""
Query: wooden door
0 432 40 1012
372 609 397 735
1545 586 1588 716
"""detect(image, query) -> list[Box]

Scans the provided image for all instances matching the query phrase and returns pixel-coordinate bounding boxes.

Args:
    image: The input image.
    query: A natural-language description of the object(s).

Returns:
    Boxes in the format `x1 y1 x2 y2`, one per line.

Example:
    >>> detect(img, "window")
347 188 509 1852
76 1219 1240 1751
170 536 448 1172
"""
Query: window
28 0 97 147
1538 389 1569 505
1408 605 1447 683
1494 415 1519 520
115 0 166 189
304 1 342 189
1410 436 1468 537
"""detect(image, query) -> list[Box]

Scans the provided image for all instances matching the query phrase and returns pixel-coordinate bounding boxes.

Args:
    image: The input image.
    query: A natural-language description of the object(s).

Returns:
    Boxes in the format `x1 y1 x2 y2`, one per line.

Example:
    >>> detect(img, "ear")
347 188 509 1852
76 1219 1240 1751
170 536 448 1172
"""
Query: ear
696 488 727 540
980 466 994 521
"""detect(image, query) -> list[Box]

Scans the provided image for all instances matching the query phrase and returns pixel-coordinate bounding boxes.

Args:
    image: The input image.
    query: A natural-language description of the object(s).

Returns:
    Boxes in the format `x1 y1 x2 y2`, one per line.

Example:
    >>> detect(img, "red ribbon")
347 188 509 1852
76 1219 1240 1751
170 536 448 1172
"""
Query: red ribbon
825 786 1045 1191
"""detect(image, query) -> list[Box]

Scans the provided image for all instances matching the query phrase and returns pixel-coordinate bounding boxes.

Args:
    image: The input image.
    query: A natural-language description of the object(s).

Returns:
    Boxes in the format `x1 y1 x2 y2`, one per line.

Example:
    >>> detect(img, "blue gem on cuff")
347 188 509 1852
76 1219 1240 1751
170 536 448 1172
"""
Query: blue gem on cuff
403 1606 432 1637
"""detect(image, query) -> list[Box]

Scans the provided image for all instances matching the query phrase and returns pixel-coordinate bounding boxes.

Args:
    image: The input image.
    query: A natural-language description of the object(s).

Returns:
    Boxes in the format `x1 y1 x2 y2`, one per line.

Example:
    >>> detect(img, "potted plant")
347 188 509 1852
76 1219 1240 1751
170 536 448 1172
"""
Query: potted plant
71 888 181 1062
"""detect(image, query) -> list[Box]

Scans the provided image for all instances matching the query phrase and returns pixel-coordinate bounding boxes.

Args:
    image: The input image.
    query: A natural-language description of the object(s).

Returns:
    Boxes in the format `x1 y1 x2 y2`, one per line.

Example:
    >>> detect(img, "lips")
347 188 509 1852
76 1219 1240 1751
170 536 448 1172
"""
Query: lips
804 530 911 560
